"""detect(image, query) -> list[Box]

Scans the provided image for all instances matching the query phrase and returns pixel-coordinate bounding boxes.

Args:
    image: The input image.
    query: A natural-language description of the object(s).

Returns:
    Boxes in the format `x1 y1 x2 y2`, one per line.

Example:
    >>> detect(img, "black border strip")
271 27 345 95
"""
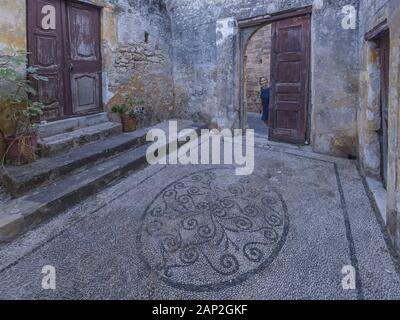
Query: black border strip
334 164 364 300
255 144 365 299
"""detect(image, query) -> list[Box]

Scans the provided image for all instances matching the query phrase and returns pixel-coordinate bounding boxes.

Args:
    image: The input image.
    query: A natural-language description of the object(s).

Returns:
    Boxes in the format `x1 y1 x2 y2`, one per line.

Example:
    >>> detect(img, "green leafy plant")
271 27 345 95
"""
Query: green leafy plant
0 49 46 137
111 103 129 116
111 97 145 119
111 97 145 133
0 48 48 164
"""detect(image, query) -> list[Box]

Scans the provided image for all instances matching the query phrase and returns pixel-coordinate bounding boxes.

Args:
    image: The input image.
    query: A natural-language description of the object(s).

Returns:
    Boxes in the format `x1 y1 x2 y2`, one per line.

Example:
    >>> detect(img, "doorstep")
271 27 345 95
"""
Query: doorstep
365 176 387 224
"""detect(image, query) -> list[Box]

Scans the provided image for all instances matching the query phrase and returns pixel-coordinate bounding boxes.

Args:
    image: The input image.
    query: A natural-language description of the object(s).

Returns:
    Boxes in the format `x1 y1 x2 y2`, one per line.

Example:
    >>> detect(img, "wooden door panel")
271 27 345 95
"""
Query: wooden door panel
276 62 301 82
276 85 301 94
68 5 99 61
35 36 58 68
275 101 302 111
66 2 102 116
27 0 65 120
276 26 302 53
276 109 299 129
269 15 310 144
71 73 100 114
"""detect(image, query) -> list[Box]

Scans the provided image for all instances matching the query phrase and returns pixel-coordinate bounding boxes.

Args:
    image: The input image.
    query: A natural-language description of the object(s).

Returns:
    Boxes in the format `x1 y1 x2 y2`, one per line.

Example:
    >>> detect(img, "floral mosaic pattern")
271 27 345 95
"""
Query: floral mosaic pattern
138 168 289 291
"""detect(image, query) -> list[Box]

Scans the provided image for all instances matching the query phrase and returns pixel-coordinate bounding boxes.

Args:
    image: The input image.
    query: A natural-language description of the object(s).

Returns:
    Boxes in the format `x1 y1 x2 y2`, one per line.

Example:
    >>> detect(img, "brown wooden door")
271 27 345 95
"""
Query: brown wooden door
269 15 310 144
27 0 102 121
64 1 102 116
378 32 390 187
27 0 65 120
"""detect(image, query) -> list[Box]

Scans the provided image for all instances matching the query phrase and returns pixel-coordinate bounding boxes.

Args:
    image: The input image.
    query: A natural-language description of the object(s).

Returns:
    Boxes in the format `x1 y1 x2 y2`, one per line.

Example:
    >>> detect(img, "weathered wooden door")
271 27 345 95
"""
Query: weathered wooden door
27 0 102 121
269 15 310 144
65 1 102 116
378 32 390 187
27 0 65 120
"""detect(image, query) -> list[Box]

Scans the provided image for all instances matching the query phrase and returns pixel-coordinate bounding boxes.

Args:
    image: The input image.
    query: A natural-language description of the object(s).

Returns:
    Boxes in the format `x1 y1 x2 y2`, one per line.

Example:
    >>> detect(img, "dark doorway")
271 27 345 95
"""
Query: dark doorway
268 14 311 144
244 24 272 137
377 31 390 187
27 0 102 121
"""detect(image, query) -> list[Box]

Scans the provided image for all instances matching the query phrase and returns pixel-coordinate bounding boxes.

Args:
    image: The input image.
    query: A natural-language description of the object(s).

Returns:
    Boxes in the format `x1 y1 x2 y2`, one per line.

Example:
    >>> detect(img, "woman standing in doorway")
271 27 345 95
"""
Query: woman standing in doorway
260 77 270 123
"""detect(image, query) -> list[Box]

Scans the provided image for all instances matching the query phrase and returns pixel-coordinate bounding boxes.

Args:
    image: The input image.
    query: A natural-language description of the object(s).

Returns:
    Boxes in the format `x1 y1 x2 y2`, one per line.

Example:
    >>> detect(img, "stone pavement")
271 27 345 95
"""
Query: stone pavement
247 112 268 137
0 135 399 299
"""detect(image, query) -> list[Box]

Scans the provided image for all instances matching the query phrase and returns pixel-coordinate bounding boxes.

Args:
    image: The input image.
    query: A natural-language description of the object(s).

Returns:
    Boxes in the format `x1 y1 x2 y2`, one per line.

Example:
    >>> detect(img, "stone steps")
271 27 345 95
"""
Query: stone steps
38 112 110 138
0 144 149 242
1 128 148 197
39 121 122 157
0 120 206 243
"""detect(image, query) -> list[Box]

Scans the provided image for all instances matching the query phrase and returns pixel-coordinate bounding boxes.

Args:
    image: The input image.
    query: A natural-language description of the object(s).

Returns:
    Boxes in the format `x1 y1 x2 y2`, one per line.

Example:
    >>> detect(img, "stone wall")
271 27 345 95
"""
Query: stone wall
244 24 271 113
167 0 360 157
358 0 400 250
358 0 391 178
0 0 26 156
0 0 26 51
101 0 176 128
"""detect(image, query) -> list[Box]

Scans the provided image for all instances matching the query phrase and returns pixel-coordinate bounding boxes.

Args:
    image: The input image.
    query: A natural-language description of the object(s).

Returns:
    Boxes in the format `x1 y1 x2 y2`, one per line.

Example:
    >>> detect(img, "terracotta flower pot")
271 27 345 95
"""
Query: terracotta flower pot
5 135 38 165
121 115 137 132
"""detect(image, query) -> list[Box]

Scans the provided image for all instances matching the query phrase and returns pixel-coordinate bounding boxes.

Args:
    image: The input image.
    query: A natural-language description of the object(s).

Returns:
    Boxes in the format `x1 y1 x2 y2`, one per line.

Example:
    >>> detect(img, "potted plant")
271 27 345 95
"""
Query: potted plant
111 102 140 133
4 102 44 164
0 49 47 165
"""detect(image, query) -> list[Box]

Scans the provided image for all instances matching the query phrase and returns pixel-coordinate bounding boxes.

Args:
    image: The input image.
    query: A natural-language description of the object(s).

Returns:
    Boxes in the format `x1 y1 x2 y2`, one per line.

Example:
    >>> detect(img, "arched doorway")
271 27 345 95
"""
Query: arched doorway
238 9 311 145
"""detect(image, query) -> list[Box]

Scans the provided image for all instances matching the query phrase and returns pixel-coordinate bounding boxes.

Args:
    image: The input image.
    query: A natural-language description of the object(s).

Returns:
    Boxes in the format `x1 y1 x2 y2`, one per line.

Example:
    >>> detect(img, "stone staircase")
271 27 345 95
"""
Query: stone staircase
38 112 122 157
0 115 205 242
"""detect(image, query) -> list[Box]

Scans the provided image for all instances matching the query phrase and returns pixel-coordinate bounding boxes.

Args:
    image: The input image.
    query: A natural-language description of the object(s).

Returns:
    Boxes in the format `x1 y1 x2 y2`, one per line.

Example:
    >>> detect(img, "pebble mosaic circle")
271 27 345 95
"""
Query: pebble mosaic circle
138 168 289 291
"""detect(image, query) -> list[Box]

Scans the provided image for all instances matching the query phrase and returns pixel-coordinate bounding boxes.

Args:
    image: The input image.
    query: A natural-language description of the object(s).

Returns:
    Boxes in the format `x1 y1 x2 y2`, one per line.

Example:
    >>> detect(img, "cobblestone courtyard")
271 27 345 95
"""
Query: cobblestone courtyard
0 135 399 300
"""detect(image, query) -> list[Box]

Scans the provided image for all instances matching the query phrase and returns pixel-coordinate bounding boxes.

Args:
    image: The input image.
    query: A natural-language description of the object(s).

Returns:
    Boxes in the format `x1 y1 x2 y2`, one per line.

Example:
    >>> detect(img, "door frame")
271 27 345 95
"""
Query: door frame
236 6 312 144
26 0 103 122
365 21 390 187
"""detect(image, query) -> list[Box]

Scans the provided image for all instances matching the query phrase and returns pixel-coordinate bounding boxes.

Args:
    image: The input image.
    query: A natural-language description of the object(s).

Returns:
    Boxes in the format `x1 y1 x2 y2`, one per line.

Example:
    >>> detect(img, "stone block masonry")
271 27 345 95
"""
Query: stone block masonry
244 24 272 113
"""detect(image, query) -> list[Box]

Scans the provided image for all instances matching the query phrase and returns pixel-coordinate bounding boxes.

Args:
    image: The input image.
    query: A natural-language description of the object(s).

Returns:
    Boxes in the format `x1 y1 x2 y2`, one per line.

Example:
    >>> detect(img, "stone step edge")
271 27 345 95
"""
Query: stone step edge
38 112 110 139
39 122 123 157
0 123 205 243
1 129 149 197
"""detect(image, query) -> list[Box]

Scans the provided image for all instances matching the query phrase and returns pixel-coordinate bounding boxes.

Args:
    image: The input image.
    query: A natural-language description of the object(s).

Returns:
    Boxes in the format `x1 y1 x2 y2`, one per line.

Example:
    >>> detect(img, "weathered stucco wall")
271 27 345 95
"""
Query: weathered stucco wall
0 0 26 155
0 0 26 51
358 0 390 177
244 24 271 113
88 0 176 128
358 0 400 251
167 0 360 157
